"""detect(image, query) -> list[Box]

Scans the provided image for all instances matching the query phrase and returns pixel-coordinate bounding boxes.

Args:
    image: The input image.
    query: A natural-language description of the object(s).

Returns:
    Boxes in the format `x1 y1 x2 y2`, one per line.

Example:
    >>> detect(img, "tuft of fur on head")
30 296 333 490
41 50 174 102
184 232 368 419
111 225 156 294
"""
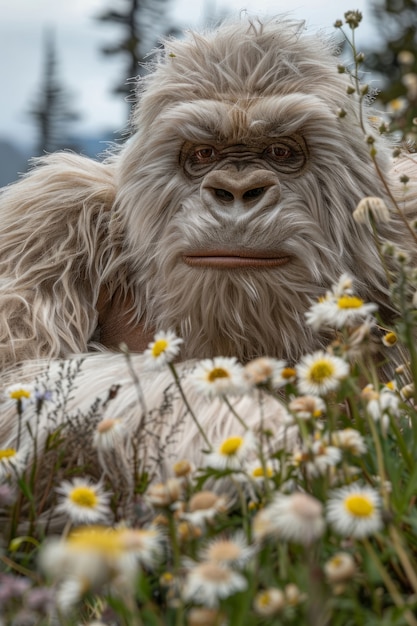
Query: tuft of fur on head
115 16 416 362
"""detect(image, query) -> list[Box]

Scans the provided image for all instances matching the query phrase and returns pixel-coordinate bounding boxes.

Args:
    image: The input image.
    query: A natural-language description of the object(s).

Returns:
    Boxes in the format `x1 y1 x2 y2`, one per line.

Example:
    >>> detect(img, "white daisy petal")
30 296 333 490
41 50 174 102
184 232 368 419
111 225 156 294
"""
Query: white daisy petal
253 492 325 545
296 351 349 396
326 484 383 538
143 330 183 369
190 356 248 398
55 478 112 524
183 561 247 607
204 432 257 471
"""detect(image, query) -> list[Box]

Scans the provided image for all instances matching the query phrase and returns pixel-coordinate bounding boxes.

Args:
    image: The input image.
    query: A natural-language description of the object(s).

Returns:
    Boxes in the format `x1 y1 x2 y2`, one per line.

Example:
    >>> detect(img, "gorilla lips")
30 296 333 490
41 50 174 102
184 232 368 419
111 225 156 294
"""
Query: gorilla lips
183 251 291 269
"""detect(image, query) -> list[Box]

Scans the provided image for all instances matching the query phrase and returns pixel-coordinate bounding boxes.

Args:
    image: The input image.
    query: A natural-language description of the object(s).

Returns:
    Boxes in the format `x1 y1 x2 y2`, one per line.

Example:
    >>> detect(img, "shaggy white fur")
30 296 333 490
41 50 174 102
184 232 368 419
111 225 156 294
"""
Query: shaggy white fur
0 17 416 522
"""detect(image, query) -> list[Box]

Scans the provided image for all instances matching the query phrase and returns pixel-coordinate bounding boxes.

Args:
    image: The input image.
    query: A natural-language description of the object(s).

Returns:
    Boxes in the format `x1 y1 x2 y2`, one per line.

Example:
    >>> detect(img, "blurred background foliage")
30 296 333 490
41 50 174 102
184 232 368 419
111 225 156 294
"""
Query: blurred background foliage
364 0 417 142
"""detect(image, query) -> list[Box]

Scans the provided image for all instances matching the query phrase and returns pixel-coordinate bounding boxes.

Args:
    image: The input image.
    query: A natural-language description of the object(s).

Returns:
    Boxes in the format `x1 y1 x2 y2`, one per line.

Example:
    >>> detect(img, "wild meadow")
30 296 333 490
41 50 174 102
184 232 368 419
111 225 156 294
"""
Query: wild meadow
1 11 417 626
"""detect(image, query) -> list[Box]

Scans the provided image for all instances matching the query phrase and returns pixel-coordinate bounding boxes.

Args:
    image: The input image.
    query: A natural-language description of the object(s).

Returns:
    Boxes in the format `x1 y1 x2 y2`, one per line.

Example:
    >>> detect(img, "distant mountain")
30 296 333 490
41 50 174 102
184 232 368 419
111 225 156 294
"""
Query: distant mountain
0 139 32 187
0 130 120 188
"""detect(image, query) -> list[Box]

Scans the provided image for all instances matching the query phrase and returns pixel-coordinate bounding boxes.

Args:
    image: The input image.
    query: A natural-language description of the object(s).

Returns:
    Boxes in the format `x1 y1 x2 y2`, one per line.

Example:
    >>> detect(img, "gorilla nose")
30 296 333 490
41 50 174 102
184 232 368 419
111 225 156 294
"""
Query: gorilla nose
202 170 280 209
214 185 266 202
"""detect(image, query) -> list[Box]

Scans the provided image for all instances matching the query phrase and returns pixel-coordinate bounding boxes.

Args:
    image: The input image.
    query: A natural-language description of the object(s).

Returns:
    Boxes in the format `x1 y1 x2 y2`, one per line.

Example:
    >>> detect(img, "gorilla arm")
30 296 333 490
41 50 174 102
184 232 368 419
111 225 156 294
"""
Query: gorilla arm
97 285 155 353
0 152 125 368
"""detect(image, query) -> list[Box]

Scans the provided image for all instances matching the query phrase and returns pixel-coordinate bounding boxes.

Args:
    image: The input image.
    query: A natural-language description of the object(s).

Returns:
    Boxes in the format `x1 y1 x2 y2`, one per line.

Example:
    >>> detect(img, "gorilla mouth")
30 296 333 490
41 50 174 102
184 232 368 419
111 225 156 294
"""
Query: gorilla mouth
182 250 291 269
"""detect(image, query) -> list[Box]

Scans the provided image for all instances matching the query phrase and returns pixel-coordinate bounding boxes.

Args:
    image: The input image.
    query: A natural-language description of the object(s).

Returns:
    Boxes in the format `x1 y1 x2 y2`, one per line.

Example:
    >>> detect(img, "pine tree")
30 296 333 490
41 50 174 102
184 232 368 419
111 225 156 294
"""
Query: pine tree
28 29 81 155
97 0 178 122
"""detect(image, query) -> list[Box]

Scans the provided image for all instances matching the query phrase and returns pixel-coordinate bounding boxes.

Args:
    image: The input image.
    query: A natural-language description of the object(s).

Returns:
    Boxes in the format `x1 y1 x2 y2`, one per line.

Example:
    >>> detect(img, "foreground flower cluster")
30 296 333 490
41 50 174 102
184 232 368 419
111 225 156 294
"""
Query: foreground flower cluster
1 260 417 625
1 11 417 626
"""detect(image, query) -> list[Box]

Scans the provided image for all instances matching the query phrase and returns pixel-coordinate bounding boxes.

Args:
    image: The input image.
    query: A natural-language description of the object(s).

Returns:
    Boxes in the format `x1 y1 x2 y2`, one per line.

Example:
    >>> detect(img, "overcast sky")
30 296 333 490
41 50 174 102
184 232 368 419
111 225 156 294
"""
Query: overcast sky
0 0 378 149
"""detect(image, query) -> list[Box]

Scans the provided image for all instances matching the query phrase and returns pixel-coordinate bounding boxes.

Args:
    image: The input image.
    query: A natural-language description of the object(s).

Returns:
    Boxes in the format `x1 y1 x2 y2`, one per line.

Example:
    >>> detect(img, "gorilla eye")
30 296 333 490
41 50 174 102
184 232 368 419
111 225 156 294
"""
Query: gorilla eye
193 146 217 162
266 144 293 160
264 137 308 175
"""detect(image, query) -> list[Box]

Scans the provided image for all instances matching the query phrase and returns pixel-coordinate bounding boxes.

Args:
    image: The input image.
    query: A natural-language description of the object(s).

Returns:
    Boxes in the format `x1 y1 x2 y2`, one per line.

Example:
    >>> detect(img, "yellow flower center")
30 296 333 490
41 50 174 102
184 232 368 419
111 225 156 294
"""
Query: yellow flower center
337 295 364 309
384 332 397 346
68 526 123 555
0 448 17 461
308 359 335 383
282 367 296 380
208 367 230 382
69 486 98 509
9 389 31 400
220 436 243 456
258 591 272 607
160 572 174 585
344 493 374 517
252 466 273 478
152 339 168 357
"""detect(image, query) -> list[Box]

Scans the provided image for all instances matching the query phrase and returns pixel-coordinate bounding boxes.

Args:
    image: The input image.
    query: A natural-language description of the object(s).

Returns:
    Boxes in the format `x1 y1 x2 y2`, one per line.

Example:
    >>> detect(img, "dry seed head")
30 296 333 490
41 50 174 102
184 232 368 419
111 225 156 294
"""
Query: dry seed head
173 459 193 477
353 197 390 225
147 478 182 507
398 50 415 66
344 10 362 28
324 552 356 583
187 608 224 626
189 491 223 512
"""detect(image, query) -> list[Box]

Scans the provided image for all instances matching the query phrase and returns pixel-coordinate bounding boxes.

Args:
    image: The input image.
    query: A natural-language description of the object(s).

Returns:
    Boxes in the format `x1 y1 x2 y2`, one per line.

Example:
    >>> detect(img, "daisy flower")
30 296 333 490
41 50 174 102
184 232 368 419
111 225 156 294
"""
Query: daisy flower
181 490 228 527
0 447 27 480
306 295 377 331
93 418 127 451
305 273 377 331
382 331 397 348
5 383 34 413
143 330 183 369
266 492 325 545
55 478 112 524
204 432 257 471
365 385 400 421
291 439 341 478
288 395 326 421
253 588 285 616
147 478 182 507
296 351 349 396
243 357 288 388
40 525 160 606
252 506 279 542
284 583 306 606
242 458 280 484
6 383 34 401
190 356 248 398
324 552 356 584
199 532 253 568
182 561 247 607
326 484 383 538
329 428 367 456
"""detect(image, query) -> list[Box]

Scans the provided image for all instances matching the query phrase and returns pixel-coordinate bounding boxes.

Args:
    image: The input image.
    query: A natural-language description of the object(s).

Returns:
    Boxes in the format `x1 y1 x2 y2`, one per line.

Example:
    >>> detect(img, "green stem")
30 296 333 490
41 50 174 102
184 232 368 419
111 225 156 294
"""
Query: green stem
363 538 417 626
168 362 212 451
389 525 417 595
223 396 248 431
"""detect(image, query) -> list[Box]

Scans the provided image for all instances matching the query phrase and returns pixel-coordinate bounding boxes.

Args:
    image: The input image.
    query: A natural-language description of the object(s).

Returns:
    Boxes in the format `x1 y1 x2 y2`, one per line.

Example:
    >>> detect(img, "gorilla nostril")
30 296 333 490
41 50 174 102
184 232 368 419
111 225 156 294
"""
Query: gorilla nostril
243 187 265 200
214 188 234 201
